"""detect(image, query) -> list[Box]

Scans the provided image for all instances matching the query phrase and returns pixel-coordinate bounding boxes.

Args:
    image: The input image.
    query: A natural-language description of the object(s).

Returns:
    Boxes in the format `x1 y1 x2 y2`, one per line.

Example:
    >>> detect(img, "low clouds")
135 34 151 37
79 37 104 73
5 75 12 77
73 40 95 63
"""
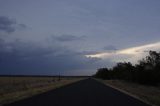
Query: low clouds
0 16 27 33
0 39 104 75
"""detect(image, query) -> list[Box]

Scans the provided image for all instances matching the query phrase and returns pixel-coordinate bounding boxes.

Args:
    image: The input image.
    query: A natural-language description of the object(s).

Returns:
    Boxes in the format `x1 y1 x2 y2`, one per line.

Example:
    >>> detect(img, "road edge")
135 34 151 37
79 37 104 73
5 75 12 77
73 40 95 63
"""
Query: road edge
93 78 154 106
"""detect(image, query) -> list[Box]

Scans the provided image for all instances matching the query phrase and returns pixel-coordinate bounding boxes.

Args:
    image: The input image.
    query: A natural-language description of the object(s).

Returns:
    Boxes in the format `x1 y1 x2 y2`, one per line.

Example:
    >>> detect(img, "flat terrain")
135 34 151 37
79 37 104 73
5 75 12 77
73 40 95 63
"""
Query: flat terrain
0 76 83 105
6 78 149 106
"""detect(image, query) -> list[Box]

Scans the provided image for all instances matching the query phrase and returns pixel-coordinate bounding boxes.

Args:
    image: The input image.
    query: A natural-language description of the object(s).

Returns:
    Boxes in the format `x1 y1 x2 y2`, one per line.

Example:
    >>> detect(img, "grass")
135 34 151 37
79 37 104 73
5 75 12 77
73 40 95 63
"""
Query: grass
98 79 160 106
0 76 84 105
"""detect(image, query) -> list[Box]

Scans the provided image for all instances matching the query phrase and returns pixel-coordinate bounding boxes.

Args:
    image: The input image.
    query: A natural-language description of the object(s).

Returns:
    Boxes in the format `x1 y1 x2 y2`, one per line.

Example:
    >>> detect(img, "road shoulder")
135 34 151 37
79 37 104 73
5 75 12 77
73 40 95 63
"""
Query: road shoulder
95 79 159 106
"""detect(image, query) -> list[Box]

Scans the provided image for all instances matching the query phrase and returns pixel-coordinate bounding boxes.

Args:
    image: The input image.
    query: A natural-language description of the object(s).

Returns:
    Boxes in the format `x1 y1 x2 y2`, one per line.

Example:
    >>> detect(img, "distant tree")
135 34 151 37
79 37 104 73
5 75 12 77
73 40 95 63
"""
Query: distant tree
94 68 110 79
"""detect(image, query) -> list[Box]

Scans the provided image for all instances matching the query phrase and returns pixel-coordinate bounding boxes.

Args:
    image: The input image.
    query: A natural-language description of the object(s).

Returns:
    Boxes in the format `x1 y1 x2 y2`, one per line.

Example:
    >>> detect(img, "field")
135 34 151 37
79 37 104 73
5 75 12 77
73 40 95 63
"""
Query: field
98 79 160 106
0 76 85 105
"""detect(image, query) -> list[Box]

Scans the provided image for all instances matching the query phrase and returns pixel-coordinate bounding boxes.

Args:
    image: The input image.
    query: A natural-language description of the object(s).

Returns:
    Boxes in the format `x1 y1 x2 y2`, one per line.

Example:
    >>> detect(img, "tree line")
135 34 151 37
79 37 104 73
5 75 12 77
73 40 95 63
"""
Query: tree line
94 51 160 85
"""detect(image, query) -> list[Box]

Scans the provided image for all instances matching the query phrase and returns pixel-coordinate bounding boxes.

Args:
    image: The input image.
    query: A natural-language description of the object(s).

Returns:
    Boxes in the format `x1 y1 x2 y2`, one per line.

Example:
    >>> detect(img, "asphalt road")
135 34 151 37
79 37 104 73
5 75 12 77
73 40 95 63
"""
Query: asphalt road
6 78 149 106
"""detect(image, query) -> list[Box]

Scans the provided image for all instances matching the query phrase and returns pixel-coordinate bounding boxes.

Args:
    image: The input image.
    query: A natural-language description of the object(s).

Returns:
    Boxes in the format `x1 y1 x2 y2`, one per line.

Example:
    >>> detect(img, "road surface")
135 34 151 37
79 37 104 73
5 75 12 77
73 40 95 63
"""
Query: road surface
6 78 149 106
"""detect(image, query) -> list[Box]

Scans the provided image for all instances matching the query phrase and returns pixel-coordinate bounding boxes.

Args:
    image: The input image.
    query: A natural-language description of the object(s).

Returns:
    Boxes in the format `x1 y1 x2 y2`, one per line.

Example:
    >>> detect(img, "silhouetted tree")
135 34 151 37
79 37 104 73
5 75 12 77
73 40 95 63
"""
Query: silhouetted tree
94 68 110 79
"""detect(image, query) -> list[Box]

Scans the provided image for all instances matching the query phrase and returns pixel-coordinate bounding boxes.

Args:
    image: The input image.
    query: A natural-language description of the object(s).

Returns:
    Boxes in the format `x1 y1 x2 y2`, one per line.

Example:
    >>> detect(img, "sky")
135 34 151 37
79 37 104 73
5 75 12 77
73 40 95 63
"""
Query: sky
0 0 160 75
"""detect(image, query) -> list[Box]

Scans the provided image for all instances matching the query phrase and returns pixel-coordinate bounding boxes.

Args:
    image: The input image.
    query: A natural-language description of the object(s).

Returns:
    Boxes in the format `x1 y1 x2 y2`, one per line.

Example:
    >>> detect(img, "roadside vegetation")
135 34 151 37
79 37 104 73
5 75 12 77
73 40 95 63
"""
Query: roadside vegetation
94 51 160 106
94 51 160 85
0 76 84 105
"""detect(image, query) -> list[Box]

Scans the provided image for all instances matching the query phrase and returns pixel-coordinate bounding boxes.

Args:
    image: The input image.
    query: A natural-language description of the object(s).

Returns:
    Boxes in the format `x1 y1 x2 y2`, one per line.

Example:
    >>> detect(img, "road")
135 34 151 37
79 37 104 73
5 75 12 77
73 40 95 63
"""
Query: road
6 78 149 106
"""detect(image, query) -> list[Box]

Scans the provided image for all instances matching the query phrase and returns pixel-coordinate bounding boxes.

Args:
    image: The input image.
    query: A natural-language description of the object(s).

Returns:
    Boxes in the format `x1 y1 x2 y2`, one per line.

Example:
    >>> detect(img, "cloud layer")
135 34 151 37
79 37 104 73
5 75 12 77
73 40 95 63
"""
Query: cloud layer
0 39 104 75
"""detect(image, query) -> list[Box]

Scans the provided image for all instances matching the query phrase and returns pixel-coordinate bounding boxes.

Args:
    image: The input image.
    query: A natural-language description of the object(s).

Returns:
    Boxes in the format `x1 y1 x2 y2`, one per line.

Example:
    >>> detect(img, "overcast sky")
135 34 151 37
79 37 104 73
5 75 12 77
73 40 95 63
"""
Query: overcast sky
0 0 160 75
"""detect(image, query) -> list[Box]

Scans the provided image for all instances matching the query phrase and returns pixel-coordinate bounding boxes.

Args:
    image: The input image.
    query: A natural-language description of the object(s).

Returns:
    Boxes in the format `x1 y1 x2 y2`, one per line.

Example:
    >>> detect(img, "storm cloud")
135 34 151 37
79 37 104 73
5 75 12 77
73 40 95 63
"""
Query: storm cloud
0 39 104 75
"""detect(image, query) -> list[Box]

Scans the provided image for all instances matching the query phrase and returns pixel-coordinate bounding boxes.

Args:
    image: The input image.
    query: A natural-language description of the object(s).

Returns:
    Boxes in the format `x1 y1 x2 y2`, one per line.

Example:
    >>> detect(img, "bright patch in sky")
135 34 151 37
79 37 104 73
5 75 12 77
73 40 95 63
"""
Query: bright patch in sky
86 42 160 63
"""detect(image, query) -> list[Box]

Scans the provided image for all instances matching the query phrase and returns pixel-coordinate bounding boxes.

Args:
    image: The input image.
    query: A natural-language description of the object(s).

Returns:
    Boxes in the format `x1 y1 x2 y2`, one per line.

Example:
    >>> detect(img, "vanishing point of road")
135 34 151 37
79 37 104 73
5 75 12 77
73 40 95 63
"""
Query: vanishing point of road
6 78 149 106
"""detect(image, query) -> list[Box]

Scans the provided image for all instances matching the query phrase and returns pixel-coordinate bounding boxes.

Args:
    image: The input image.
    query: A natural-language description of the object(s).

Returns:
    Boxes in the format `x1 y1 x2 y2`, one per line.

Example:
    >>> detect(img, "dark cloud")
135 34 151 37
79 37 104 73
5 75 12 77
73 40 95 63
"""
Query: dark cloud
0 16 27 33
52 34 85 42
0 16 16 33
103 45 117 51
18 24 27 29
79 51 102 56
0 40 104 75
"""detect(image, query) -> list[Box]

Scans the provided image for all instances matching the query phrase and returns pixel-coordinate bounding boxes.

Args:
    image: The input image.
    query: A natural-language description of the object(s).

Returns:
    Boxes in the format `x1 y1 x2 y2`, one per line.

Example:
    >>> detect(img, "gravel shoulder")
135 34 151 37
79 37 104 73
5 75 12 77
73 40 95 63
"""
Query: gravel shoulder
97 79 160 106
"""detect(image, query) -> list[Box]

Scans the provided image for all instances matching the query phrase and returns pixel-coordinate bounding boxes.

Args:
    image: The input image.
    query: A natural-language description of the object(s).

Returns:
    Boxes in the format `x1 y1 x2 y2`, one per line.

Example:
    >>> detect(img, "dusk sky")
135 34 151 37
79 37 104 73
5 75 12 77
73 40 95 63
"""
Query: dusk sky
0 0 160 75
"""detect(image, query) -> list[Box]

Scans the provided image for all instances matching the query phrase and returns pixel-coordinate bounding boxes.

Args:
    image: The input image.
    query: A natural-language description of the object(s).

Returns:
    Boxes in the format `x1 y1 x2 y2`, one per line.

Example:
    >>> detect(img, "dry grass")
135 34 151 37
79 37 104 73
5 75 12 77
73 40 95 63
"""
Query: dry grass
0 77 84 105
98 79 160 106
